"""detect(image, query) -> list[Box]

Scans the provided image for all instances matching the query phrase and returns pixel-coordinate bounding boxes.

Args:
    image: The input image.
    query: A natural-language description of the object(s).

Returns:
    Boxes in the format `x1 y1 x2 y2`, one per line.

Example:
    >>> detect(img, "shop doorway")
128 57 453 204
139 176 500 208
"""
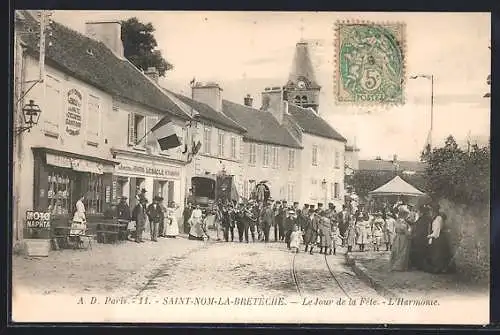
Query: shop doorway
128 177 145 209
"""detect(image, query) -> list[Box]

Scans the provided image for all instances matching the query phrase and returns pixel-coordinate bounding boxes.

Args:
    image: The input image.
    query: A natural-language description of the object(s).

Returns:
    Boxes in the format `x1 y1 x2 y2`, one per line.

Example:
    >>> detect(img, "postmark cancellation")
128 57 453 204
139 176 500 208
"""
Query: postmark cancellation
335 21 407 106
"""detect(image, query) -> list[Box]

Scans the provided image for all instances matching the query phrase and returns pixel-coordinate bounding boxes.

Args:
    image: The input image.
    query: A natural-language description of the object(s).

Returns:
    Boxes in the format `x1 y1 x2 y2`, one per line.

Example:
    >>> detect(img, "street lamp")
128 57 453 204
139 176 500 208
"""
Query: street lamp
16 99 42 135
409 74 434 147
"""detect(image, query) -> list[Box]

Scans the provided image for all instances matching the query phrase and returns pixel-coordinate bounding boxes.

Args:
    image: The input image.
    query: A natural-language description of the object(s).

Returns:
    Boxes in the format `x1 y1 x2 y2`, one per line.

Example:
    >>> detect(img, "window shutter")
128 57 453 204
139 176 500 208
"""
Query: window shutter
128 113 135 146
146 116 158 147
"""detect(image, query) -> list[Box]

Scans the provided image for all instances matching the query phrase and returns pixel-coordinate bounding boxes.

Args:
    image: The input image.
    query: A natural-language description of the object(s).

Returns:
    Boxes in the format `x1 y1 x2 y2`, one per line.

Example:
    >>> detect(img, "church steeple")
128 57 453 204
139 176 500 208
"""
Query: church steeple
286 42 320 89
283 41 321 113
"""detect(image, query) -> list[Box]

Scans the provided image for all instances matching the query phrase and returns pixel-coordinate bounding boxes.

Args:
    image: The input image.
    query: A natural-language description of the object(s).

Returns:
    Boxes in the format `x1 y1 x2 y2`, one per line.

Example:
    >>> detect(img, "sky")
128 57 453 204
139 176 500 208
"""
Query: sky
52 11 491 161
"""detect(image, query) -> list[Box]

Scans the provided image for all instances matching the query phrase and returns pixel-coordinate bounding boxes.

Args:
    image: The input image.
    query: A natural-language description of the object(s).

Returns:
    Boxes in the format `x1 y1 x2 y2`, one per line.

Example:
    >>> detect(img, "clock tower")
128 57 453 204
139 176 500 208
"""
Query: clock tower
283 41 321 113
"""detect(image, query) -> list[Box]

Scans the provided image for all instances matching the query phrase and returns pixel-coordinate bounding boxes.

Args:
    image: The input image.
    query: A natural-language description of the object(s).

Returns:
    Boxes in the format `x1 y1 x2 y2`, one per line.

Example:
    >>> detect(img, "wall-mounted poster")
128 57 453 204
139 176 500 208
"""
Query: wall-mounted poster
65 88 82 136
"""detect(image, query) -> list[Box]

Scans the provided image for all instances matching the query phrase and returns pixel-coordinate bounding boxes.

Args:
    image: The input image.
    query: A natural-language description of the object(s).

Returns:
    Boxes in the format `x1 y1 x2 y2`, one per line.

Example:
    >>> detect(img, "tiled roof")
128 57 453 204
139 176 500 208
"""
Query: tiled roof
287 103 347 142
359 159 426 173
166 91 247 133
222 100 302 149
19 11 190 120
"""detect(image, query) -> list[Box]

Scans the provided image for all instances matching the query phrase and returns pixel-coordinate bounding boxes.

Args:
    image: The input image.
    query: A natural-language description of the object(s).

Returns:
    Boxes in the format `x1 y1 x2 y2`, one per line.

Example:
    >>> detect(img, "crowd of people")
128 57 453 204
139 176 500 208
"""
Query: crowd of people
180 197 454 275
115 188 181 243
73 186 453 275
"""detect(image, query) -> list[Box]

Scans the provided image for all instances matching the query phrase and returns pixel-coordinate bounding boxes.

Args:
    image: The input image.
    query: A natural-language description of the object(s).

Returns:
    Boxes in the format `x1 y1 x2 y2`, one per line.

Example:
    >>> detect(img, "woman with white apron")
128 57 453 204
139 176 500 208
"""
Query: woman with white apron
165 204 180 238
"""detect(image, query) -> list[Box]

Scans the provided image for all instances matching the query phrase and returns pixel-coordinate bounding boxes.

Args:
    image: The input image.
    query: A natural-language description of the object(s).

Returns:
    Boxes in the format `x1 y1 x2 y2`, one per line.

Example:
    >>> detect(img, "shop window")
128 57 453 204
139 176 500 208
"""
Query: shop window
83 173 104 215
47 169 72 215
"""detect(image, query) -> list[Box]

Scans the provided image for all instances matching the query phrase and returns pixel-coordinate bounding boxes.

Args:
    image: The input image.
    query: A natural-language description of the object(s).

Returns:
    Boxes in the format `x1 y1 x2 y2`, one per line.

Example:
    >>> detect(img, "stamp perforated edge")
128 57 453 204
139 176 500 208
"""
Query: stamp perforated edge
333 20 407 109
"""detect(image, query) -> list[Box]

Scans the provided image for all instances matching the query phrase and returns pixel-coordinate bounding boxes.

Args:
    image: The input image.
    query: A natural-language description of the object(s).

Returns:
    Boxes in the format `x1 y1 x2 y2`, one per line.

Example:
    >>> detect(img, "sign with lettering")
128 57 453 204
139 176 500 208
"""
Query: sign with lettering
66 88 83 136
117 163 181 179
46 153 72 168
25 211 51 229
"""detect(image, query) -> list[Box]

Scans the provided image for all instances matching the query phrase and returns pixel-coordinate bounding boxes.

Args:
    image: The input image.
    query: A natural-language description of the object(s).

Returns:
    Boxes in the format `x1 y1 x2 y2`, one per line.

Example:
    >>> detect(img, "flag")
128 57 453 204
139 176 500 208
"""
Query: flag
151 115 182 151
190 77 196 87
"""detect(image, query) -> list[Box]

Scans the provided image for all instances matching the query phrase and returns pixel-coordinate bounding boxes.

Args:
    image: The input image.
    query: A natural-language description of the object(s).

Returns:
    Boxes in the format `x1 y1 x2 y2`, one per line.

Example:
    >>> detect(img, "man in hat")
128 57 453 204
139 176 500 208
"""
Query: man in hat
132 196 148 243
317 203 324 215
259 201 274 242
116 196 131 240
147 196 164 242
284 208 298 249
338 204 349 247
279 201 288 241
273 201 282 242
183 202 193 234
299 204 310 232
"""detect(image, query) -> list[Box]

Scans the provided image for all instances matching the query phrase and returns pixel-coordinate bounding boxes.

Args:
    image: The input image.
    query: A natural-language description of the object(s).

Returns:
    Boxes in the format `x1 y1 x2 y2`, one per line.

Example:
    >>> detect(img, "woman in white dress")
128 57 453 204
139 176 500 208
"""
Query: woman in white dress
165 202 179 238
70 195 87 246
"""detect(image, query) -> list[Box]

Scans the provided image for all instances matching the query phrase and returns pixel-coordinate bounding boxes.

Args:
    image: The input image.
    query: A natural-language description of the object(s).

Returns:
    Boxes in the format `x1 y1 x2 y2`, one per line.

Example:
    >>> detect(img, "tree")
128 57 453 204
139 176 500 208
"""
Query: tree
420 135 490 206
121 17 173 77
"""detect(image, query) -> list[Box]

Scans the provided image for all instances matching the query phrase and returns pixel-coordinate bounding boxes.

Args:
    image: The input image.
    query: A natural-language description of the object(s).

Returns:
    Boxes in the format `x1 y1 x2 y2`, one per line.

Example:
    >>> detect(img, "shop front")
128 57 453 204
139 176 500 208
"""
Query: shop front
31 147 119 231
112 152 184 210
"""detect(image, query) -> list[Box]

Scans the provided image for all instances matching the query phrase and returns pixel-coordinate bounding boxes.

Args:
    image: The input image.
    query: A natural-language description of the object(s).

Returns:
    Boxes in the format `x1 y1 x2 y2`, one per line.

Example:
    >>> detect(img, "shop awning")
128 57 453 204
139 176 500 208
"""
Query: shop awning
32 147 120 174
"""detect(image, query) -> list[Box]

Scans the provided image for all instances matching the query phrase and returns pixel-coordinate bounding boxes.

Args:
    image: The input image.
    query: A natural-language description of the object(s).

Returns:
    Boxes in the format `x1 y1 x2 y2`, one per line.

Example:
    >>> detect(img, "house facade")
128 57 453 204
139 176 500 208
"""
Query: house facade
166 84 247 198
222 98 303 202
13 11 191 243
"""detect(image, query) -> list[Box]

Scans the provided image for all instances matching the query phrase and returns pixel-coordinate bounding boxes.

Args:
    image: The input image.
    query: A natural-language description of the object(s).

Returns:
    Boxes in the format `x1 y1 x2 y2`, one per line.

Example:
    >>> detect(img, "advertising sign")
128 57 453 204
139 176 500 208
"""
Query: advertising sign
66 88 83 136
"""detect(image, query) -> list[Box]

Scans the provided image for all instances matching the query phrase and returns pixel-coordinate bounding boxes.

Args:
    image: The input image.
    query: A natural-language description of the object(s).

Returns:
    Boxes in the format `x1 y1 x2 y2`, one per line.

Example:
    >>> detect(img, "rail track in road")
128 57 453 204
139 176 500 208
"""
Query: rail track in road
291 251 352 300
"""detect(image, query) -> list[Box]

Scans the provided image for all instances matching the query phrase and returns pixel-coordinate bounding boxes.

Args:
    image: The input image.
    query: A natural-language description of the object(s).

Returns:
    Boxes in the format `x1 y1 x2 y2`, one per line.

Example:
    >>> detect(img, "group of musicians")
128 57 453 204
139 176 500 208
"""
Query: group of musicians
209 199 345 255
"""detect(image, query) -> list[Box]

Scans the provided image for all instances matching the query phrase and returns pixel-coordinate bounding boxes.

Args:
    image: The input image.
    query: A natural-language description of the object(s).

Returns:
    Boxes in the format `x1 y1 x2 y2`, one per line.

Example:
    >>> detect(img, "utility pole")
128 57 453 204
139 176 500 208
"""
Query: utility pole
13 10 50 245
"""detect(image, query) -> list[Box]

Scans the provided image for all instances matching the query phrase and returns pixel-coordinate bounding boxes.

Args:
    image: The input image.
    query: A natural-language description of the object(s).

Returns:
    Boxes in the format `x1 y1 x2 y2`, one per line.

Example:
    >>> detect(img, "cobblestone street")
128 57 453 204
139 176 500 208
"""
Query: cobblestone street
12 232 488 324
13 231 379 300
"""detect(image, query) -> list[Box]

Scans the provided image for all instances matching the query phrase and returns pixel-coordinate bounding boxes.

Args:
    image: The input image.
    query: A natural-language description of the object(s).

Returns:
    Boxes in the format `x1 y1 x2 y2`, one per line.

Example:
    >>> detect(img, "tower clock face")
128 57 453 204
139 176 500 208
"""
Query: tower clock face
297 80 306 89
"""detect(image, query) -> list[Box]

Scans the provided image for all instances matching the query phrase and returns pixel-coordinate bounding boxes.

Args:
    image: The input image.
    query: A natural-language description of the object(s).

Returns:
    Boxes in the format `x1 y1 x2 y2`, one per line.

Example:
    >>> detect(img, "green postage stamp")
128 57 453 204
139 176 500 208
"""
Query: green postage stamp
335 21 406 105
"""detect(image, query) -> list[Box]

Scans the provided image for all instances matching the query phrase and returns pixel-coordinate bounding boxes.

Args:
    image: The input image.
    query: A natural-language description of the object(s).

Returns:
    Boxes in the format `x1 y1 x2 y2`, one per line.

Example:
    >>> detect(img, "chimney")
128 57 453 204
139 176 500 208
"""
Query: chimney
85 20 124 58
244 94 253 107
145 67 159 83
192 82 223 112
261 87 285 124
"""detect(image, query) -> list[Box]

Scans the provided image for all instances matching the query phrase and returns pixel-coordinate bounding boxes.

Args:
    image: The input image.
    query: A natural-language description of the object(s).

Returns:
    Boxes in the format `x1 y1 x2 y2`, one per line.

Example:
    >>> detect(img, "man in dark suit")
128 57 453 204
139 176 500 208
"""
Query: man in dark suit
260 201 274 242
147 196 164 242
116 196 131 240
183 202 193 234
132 197 148 243
284 209 298 249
